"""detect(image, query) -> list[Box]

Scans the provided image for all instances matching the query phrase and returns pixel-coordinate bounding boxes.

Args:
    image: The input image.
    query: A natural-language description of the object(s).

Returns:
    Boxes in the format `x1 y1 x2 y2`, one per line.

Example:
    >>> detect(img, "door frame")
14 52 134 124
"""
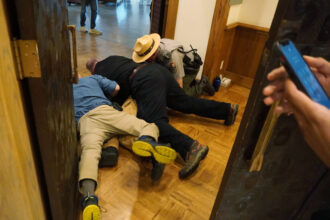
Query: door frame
150 0 179 38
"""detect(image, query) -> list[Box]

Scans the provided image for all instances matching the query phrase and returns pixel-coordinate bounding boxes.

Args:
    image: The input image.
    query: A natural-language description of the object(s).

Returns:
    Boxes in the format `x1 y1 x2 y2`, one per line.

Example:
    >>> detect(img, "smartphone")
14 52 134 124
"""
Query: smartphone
275 39 330 108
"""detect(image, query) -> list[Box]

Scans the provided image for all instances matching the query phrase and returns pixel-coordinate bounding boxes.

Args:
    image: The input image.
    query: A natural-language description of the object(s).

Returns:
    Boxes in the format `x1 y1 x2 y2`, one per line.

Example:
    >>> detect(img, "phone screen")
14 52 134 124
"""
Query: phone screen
279 40 330 108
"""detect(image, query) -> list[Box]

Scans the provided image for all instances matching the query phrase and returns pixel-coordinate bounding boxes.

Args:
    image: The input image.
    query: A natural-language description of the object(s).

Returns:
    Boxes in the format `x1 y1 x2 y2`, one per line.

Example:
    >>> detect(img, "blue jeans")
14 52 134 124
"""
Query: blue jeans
80 0 97 29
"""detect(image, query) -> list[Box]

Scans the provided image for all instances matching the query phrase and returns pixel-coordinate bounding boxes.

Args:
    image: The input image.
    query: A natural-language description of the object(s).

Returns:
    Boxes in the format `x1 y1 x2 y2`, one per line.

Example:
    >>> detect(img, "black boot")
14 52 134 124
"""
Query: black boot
224 104 239 126
99 147 118 168
201 75 215 96
151 158 165 181
178 141 209 179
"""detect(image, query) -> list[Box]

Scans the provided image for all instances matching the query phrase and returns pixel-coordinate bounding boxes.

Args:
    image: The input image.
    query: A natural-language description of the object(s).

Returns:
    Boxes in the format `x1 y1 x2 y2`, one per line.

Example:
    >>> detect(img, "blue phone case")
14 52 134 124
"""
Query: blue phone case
275 40 330 109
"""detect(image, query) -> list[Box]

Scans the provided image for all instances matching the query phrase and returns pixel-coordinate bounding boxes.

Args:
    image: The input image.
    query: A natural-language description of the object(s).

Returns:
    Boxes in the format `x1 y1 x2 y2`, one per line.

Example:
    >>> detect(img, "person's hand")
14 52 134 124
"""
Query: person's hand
263 56 330 114
263 66 292 114
177 78 183 88
304 56 330 96
282 79 330 167
263 56 330 167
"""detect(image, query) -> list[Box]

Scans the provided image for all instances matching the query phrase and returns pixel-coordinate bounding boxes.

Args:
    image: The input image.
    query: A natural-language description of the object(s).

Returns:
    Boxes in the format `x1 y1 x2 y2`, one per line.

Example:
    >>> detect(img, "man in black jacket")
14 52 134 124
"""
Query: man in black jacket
86 52 238 179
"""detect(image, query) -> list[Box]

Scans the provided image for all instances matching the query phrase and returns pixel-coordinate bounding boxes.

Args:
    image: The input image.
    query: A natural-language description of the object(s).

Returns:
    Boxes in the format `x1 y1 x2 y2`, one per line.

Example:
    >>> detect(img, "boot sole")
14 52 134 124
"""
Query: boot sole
83 204 100 220
132 141 177 164
179 146 209 179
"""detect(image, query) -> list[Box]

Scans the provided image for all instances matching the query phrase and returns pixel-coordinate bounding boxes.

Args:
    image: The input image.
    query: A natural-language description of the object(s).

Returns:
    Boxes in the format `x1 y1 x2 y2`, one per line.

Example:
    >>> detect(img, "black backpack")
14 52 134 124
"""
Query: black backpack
179 45 203 68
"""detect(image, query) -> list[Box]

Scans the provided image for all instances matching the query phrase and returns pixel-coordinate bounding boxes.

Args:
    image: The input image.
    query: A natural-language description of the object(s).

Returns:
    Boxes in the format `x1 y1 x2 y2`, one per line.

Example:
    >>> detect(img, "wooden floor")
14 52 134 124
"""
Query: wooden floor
68 1 250 219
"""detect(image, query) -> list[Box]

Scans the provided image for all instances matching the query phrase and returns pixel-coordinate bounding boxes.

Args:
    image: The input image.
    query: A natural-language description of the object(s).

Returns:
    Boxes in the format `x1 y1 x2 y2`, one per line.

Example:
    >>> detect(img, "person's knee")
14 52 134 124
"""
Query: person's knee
81 144 102 154
81 137 103 156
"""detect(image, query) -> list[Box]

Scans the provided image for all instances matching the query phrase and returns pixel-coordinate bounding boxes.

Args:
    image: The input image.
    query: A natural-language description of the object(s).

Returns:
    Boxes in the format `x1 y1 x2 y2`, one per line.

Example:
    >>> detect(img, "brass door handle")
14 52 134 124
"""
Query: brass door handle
249 102 280 172
67 25 78 84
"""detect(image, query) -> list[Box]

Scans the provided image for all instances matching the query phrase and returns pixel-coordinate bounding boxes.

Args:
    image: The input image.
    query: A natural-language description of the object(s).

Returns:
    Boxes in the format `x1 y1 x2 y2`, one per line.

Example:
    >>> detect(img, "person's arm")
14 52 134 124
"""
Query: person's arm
94 75 120 99
177 78 183 88
263 57 330 167
110 84 120 98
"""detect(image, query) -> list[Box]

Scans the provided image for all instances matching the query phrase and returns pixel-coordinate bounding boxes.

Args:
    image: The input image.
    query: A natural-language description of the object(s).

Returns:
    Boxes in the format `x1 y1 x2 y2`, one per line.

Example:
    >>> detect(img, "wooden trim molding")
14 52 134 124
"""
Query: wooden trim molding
164 0 179 39
203 0 231 81
226 22 270 32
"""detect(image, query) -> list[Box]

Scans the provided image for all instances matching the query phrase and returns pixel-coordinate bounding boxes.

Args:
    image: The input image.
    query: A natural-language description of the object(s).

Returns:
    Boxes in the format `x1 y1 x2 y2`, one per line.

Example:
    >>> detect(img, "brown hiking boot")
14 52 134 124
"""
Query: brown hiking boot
178 141 209 179
224 104 239 126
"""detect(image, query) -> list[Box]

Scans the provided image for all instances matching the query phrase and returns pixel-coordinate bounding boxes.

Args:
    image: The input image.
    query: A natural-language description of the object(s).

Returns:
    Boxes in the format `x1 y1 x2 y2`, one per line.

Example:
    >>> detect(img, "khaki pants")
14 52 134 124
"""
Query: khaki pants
103 98 139 150
78 103 158 185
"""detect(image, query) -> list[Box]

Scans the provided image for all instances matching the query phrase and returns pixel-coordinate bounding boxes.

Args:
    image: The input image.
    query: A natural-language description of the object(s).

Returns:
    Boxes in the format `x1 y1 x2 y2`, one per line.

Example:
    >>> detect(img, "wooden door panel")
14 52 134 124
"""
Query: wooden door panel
11 0 79 219
0 0 45 218
211 0 330 219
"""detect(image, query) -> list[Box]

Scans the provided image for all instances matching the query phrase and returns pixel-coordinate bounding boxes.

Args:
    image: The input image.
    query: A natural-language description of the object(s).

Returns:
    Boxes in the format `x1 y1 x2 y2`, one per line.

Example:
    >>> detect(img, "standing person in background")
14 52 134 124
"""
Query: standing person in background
80 0 102 35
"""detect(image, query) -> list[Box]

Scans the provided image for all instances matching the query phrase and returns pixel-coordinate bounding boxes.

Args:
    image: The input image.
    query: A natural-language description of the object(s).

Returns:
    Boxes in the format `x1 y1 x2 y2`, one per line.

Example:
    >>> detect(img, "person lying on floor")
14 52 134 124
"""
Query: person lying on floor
85 36 239 180
155 37 215 97
73 74 176 220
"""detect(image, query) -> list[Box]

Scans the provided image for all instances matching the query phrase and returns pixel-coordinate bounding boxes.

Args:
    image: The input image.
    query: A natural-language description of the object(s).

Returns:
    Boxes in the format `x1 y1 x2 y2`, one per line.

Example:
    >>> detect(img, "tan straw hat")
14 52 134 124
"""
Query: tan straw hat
132 33 161 63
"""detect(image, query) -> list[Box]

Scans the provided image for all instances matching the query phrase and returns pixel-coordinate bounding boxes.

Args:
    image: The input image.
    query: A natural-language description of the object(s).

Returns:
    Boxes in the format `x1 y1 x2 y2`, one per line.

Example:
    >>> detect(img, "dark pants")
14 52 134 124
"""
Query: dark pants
80 0 97 29
130 63 230 159
183 72 203 97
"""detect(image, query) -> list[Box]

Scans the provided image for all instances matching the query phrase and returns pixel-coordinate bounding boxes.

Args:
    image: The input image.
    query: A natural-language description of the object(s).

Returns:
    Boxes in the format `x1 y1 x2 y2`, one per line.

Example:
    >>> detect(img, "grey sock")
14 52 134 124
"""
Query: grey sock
81 179 96 197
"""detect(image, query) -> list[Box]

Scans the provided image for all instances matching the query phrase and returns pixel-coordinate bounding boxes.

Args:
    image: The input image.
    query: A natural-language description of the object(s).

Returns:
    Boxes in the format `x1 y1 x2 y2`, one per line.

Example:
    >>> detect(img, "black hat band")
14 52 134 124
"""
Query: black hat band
138 39 155 57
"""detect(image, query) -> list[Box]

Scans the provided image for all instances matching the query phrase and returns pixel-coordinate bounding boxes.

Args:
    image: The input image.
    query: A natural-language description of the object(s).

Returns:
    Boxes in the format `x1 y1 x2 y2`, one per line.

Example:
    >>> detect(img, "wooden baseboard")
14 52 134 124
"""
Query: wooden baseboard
226 22 270 32
223 71 254 89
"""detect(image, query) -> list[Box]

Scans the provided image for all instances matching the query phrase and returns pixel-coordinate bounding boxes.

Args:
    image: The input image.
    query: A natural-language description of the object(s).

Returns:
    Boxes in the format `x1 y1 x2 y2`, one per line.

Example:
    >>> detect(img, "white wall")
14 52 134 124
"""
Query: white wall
227 4 241 25
227 0 279 28
174 0 217 78
173 0 278 78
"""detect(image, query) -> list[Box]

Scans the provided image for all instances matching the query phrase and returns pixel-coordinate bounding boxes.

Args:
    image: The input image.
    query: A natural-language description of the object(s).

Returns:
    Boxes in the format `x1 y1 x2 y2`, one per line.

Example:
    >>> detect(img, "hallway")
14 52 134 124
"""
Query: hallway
68 1 250 219
68 0 151 76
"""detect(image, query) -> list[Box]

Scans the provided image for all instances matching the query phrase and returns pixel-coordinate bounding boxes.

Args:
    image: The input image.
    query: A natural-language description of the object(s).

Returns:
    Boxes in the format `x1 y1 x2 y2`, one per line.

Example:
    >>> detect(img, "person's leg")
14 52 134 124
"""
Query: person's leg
117 97 138 151
100 137 119 167
103 136 119 150
155 119 193 159
78 109 109 220
94 105 176 163
80 0 87 29
90 0 97 29
79 121 108 191
182 72 202 97
130 66 208 178
165 69 231 120
130 67 193 156
102 98 137 152
89 0 102 35
119 98 168 181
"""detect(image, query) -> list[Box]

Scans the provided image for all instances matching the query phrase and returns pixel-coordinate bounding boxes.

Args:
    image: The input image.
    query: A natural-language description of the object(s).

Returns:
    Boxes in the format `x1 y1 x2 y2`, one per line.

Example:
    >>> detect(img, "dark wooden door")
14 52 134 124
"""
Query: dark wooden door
150 0 166 35
211 0 330 219
6 0 79 219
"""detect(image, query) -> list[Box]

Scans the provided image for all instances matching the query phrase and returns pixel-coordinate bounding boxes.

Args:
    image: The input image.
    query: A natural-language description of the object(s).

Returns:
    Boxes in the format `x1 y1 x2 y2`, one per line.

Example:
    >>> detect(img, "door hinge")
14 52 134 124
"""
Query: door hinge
13 40 41 80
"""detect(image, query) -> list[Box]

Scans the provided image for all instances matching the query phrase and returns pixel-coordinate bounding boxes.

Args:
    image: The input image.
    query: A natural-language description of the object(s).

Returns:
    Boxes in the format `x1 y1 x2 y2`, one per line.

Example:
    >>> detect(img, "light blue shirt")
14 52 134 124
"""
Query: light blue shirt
73 75 117 124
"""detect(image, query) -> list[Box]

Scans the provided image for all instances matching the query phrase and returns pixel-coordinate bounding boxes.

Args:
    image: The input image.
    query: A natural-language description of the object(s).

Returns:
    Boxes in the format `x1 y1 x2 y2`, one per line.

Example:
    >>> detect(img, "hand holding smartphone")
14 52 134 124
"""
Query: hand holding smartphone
275 40 330 108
